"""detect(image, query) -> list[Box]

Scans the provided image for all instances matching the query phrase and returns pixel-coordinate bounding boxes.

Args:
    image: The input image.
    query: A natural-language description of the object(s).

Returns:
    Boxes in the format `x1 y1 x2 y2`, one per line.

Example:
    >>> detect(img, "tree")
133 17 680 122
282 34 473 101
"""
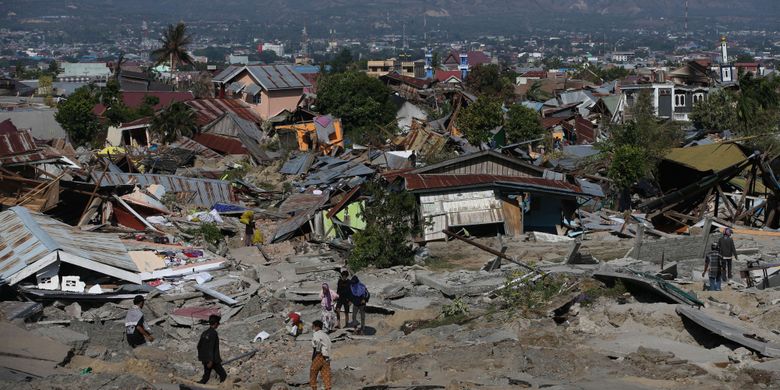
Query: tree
137 95 160 118
151 22 194 86
55 85 103 147
329 48 354 73
465 64 514 100
47 60 61 76
190 72 214 99
100 79 134 126
526 80 551 102
316 71 396 143
595 90 682 209
37 75 53 97
257 50 280 64
504 104 543 143
690 90 738 132
348 182 422 270
431 51 440 68
457 97 503 147
150 102 196 143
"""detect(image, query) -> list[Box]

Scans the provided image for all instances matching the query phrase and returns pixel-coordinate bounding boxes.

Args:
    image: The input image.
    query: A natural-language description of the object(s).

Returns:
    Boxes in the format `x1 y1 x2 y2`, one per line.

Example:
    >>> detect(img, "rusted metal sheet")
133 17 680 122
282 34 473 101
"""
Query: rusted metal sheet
171 136 222 159
193 133 248 155
0 206 137 284
0 129 36 156
186 98 263 127
93 172 234 208
402 174 582 195
279 191 329 215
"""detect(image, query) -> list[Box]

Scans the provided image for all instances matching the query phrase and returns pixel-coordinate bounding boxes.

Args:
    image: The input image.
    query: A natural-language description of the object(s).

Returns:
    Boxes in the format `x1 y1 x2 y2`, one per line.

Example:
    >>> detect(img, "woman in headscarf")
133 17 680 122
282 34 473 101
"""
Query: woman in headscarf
319 283 339 332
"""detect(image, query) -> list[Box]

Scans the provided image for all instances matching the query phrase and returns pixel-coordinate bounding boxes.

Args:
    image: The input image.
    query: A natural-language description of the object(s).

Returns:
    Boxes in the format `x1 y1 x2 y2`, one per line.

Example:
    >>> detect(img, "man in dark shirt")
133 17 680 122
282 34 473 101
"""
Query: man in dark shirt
125 295 153 348
718 228 738 281
197 315 227 384
702 243 726 291
334 270 351 329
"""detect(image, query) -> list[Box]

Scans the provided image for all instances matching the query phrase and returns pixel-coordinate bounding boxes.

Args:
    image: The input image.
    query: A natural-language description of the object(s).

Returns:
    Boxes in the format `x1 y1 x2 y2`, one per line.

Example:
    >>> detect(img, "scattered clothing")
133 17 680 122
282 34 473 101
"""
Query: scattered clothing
197 327 226 383
287 311 303 336
124 305 146 348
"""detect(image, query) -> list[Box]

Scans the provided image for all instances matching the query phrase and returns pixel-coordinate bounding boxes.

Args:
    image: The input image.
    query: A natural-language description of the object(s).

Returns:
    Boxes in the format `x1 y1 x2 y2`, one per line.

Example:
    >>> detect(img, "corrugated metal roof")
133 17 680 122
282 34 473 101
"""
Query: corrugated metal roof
0 206 137 282
279 192 329 215
193 133 248 155
664 143 746 173
280 153 315 175
246 65 311 91
402 174 582 194
186 98 263 127
212 65 243 83
93 172 233 208
171 136 223 159
0 129 37 156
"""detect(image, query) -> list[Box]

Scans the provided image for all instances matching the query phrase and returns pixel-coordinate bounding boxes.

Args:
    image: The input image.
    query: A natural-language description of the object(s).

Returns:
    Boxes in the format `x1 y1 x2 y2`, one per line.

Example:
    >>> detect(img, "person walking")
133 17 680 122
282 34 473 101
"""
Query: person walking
309 320 332 390
718 228 738 281
334 270 351 329
197 315 227 384
702 243 726 291
349 276 369 335
319 283 339 332
124 295 153 348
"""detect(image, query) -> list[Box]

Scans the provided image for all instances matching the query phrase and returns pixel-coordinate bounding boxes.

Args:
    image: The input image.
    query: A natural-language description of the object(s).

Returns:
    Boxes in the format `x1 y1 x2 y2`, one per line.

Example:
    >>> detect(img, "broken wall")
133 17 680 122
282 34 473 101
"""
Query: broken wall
633 233 714 263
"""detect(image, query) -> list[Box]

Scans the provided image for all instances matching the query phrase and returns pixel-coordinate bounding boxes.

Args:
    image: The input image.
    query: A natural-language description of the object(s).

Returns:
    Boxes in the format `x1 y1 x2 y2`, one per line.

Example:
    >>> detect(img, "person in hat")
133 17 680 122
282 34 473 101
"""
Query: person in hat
197 314 227 384
718 228 738 281
124 295 153 348
309 320 332 390
703 243 726 291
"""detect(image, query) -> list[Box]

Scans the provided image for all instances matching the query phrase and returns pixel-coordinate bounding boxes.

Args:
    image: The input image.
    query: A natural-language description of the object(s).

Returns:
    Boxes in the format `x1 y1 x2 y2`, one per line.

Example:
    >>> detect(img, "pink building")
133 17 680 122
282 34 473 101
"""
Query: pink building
212 65 311 120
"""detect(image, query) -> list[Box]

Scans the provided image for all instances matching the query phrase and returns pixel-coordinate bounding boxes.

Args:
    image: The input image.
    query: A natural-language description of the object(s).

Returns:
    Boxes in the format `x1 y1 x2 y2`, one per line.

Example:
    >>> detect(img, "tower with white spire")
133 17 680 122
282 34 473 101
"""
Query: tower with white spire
718 36 734 82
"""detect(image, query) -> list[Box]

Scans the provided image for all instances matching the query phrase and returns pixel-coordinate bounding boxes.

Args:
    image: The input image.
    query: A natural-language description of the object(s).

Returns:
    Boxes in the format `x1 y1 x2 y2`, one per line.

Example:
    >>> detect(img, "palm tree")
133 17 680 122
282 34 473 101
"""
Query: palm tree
151 22 194 87
150 102 196 143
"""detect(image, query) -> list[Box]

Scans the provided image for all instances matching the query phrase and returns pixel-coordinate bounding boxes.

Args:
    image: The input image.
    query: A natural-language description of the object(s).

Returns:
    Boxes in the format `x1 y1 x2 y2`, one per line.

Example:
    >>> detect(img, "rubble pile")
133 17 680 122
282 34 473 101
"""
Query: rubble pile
1 65 780 390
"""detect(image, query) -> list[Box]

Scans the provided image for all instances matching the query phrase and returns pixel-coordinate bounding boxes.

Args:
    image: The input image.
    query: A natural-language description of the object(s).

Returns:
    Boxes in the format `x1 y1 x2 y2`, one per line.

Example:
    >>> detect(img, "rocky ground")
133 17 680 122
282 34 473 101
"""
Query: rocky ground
3 232 780 390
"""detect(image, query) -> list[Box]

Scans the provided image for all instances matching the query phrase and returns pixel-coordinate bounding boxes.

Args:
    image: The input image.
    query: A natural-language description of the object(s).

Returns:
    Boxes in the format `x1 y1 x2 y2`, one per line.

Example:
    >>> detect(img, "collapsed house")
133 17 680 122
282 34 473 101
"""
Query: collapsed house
387 150 586 240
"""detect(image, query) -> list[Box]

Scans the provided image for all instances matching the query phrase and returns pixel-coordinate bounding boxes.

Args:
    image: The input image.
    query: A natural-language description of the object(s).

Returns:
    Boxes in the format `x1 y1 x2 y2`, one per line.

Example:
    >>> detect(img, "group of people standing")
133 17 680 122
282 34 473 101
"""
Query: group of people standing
319 270 370 334
703 228 739 291
123 268 371 389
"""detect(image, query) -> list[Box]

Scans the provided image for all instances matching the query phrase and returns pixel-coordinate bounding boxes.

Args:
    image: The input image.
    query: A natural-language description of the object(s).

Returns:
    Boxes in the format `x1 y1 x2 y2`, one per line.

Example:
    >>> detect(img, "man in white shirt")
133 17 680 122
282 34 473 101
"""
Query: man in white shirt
309 320 332 390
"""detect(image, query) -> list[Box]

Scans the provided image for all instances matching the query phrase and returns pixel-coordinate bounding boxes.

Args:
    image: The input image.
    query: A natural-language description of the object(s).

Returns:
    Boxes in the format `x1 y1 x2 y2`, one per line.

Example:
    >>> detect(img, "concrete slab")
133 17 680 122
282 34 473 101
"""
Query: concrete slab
589 332 730 364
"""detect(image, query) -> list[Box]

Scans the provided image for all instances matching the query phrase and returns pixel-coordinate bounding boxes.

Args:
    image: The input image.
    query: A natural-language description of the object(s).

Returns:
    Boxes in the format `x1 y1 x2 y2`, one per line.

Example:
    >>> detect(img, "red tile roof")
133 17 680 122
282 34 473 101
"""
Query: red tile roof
381 72 432 89
401 174 581 194
444 50 492 67
541 117 565 129
192 133 248 155
119 116 152 129
435 70 462 82
521 71 547 78
185 98 263 127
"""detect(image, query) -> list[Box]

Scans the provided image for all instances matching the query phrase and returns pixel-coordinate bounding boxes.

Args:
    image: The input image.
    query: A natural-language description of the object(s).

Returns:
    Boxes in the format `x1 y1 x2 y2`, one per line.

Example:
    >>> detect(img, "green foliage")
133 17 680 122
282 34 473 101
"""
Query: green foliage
690 90 738 132
184 223 223 246
596 90 682 192
101 79 135 126
151 22 194 81
499 271 570 315
504 104 543 143
193 46 231 63
328 48 355 74
347 182 421 270
316 71 396 144
526 80 552 102
608 145 648 191
581 280 627 306
431 51 440 68
54 85 103 147
441 297 469 318
457 97 503 147
150 102 196 143
37 75 53 97
465 64 515 100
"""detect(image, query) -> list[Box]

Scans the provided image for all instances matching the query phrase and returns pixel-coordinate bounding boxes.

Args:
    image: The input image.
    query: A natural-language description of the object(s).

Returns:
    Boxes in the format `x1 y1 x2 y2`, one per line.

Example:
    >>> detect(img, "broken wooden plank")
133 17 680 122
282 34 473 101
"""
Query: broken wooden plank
442 229 539 273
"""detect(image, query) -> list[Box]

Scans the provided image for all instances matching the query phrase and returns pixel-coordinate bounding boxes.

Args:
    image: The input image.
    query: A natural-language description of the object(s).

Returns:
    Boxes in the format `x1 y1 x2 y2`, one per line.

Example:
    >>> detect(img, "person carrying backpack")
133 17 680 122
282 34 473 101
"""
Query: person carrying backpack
349 275 369 335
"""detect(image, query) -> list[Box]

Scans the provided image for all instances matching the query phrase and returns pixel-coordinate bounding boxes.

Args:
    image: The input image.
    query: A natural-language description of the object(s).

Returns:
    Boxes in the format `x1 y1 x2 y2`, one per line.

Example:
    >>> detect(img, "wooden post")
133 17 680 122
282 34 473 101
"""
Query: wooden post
633 224 644 260
701 217 713 258
79 163 109 226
